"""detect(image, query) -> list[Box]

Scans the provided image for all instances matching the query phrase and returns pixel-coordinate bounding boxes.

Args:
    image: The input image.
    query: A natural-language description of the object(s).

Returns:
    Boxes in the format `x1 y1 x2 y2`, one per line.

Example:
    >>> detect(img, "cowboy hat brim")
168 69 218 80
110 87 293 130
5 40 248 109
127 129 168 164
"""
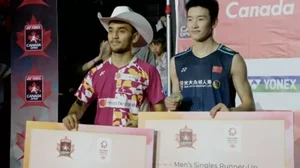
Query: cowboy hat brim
98 12 153 48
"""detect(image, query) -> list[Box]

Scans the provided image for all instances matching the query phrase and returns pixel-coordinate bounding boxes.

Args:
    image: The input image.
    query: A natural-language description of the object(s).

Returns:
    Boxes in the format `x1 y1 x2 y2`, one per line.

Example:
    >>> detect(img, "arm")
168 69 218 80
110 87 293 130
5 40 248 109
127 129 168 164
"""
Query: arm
146 67 167 112
153 100 166 111
71 68 98 119
230 54 255 111
63 68 98 130
82 56 102 72
82 41 111 72
68 99 89 120
170 57 180 93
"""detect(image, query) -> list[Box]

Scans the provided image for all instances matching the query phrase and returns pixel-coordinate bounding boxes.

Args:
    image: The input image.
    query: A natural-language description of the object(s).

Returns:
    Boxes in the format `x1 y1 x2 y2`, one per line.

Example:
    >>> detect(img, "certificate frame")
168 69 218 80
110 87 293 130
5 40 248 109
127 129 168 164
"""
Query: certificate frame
138 112 294 168
24 121 155 168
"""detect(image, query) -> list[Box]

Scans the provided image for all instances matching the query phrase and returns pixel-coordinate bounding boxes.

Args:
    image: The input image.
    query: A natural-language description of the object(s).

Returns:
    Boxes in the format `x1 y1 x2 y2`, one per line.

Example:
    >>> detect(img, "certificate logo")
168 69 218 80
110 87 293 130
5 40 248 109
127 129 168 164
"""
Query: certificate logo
175 125 197 149
56 136 75 158
228 128 237 136
224 126 241 151
99 140 109 160
227 127 238 148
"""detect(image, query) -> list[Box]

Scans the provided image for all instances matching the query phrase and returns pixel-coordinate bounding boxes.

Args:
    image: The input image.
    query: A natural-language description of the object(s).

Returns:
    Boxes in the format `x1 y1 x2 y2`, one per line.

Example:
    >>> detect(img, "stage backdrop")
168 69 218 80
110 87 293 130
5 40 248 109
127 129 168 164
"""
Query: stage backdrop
175 0 300 111
10 0 58 167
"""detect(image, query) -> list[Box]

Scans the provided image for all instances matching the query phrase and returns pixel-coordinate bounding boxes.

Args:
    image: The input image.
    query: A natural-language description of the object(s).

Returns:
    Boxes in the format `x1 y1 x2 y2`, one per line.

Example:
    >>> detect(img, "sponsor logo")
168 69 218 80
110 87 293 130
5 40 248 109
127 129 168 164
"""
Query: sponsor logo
212 80 221 89
98 98 137 109
180 80 221 89
248 76 300 92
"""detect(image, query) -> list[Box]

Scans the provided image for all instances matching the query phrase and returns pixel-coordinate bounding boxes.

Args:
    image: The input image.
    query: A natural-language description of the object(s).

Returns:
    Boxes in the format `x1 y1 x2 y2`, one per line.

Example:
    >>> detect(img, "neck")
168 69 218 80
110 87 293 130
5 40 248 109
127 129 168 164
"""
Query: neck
156 52 165 60
111 50 134 68
131 47 137 54
192 36 219 58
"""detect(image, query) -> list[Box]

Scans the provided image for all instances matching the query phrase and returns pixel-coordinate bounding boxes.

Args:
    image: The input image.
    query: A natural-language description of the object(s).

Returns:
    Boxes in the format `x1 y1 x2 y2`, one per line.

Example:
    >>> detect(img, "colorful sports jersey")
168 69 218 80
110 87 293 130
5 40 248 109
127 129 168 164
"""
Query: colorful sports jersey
75 57 165 127
175 44 237 111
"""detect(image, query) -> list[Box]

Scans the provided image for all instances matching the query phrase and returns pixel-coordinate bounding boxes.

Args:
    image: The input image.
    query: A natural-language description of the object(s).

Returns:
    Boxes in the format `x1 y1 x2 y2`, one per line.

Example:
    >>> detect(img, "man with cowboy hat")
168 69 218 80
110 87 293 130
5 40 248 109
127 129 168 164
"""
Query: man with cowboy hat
63 6 166 130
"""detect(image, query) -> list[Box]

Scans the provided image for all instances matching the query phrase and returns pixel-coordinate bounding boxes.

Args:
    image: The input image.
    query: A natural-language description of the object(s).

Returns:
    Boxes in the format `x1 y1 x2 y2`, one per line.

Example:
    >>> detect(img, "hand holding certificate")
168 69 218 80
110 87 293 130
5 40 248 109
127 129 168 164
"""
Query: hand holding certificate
24 121 155 168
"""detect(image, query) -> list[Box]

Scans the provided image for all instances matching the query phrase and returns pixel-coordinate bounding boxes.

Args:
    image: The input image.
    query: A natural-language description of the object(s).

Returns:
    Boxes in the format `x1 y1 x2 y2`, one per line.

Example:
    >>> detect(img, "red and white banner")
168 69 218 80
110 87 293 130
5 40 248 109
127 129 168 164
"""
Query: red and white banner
175 0 300 111
175 0 300 59
10 0 58 167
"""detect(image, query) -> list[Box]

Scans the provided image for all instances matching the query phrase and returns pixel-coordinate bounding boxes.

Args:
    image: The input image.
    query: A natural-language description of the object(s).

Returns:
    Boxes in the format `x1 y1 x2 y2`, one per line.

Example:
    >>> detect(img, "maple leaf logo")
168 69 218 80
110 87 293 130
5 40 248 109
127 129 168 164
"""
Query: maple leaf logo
18 0 48 8
16 15 52 58
175 125 197 149
16 130 25 160
17 66 52 109
15 116 36 160
56 136 75 158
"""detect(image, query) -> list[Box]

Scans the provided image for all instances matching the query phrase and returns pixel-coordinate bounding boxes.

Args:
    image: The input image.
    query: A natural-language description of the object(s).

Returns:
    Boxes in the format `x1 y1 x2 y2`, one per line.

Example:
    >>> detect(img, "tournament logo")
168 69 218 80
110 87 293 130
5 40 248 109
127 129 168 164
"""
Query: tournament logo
17 66 52 109
56 136 75 158
16 15 52 58
18 0 48 8
175 125 197 148
25 75 43 102
248 76 300 92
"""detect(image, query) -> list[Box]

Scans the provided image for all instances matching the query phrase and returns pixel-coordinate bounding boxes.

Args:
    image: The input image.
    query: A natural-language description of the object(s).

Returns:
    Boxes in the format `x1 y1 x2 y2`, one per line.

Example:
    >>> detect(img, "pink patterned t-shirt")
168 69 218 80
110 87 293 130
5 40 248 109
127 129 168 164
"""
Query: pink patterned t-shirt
75 57 165 127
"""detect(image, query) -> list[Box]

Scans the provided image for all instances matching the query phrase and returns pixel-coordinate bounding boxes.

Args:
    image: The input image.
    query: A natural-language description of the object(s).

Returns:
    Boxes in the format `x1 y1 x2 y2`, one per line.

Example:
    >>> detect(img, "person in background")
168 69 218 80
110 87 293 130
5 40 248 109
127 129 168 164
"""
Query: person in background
82 40 111 72
156 15 167 32
150 31 168 95
132 45 155 66
165 0 255 117
63 6 166 130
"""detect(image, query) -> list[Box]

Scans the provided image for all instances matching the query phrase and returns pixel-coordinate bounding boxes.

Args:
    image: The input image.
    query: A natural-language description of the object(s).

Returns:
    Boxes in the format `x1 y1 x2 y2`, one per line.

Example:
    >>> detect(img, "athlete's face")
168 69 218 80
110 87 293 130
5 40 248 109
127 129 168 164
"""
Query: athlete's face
108 21 139 53
187 6 217 42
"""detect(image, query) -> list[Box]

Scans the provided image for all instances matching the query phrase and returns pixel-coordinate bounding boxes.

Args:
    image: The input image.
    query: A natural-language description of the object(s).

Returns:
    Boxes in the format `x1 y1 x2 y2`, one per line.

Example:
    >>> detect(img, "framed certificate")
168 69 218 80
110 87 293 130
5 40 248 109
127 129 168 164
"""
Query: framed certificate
24 121 155 168
139 112 294 168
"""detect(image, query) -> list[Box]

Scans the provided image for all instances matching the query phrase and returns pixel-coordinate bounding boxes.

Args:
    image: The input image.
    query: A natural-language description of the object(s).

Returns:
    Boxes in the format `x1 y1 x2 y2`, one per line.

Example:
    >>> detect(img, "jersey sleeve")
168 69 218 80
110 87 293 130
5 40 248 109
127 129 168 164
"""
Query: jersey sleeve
146 66 166 105
74 67 98 104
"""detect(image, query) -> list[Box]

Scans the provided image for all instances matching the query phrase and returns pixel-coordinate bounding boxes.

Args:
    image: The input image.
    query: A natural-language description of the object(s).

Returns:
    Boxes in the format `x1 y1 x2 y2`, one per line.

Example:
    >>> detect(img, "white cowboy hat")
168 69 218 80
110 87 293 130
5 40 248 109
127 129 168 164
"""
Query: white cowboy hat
97 6 153 47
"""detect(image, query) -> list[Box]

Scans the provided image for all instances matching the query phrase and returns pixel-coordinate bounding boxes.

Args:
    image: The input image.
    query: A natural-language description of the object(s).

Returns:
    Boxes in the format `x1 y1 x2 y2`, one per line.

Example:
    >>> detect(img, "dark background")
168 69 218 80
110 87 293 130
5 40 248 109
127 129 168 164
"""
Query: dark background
0 0 178 167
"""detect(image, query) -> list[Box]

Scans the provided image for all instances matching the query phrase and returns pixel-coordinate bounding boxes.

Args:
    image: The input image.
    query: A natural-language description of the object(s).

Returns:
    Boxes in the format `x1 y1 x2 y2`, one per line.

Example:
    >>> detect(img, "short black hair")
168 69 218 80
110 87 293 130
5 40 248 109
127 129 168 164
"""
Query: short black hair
151 29 166 45
185 0 219 22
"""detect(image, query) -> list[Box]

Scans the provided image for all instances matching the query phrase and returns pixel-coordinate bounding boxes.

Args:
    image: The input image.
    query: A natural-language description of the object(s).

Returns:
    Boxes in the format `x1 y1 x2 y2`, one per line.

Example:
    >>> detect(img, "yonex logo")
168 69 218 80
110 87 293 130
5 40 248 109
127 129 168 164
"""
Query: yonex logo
248 76 300 92
181 67 187 73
